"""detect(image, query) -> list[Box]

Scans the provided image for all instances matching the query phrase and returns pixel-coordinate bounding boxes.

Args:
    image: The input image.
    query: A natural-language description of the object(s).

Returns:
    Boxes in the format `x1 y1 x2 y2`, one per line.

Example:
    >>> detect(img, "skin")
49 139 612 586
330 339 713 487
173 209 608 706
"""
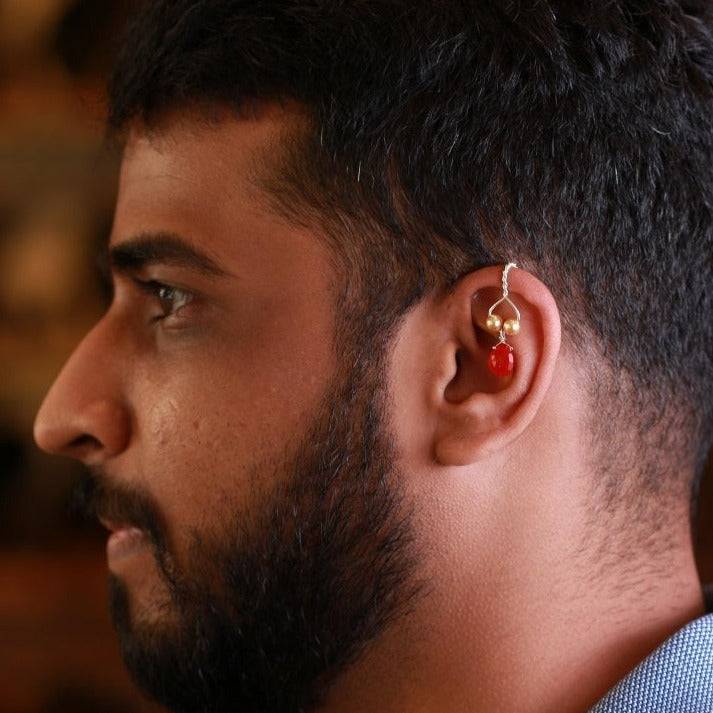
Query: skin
34 103 705 713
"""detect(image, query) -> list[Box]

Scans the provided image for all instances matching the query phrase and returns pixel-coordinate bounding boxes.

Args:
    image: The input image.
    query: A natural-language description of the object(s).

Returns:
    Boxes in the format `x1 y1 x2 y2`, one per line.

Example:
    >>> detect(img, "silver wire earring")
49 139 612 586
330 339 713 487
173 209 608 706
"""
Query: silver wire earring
484 262 520 377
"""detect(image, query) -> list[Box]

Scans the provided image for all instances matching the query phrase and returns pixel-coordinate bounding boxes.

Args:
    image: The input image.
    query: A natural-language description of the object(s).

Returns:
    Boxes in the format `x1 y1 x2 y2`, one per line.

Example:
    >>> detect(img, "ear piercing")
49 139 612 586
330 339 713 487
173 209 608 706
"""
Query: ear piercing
485 262 520 377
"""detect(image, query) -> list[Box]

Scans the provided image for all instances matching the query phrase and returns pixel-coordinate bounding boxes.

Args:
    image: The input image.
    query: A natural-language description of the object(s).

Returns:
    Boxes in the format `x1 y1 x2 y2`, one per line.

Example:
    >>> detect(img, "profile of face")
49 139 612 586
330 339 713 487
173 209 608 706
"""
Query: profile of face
33 108 425 713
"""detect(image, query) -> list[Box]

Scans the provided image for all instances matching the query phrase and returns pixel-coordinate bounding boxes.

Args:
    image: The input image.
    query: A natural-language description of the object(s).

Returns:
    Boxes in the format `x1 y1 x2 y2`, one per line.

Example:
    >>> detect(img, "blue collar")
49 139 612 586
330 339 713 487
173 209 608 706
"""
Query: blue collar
589 611 713 712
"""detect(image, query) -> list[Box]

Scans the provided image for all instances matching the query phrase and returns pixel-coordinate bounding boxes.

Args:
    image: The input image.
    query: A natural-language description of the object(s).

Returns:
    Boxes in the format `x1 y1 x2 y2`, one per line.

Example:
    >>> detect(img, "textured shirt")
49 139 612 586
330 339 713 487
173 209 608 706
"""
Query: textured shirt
588 586 713 712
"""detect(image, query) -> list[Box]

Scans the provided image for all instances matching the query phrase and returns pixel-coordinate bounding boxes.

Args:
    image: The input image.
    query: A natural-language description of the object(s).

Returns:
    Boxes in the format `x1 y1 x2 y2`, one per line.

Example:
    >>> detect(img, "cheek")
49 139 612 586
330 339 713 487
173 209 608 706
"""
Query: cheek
127 247 336 547
132 334 332 547
137 383 255 532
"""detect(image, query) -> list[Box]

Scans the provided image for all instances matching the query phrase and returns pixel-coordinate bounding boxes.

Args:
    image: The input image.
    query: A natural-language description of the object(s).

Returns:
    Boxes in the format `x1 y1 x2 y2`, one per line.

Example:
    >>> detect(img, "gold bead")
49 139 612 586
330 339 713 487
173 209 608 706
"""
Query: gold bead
486 313 502 333
503 318 520 335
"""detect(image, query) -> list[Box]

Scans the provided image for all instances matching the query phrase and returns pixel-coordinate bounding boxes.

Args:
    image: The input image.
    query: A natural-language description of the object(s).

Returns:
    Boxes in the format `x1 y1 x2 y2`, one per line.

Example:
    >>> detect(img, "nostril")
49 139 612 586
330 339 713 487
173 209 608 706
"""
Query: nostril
66 433 109 466
69 434 101 452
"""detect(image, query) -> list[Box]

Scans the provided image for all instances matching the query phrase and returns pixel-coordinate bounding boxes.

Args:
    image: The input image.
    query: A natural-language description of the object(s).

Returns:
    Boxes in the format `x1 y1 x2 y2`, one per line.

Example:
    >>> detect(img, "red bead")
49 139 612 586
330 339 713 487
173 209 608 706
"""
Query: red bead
488 342 514 377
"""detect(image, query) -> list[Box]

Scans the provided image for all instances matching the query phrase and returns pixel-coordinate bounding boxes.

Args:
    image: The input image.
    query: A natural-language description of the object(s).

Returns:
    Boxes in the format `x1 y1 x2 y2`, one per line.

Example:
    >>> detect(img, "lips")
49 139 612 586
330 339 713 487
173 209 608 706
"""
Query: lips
106 526 150 563
97 514 151 563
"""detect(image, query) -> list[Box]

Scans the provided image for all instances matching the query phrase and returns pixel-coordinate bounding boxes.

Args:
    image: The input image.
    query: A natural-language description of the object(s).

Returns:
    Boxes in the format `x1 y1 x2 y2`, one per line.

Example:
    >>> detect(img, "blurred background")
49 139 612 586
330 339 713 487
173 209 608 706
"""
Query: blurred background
0 1 711 712
0 0 164 710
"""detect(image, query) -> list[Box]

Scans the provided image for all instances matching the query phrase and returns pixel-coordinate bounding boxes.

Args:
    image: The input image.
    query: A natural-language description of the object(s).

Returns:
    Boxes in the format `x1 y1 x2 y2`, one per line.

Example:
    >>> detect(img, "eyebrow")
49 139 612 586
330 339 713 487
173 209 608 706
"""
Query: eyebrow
103 231 230 279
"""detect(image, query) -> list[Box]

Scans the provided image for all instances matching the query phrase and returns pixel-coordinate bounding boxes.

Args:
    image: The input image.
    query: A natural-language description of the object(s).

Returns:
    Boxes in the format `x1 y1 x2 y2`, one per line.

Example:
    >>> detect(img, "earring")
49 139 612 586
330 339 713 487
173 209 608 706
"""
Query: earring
485 262 520 377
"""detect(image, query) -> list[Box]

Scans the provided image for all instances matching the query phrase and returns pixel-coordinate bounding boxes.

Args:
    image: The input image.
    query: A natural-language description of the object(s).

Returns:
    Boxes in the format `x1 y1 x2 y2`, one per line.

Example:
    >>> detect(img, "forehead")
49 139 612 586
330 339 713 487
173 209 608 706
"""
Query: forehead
110 105 332 291
114 104 292 239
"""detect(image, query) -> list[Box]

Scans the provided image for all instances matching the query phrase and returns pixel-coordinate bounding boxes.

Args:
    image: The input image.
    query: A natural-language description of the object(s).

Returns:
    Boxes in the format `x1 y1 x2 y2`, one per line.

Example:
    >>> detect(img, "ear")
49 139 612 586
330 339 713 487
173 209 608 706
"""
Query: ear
430 264 561 466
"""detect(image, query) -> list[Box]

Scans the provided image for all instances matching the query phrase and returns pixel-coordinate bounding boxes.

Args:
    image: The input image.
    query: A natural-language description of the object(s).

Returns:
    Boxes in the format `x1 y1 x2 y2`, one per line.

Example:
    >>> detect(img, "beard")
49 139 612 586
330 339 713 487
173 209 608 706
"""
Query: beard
69 337 424 713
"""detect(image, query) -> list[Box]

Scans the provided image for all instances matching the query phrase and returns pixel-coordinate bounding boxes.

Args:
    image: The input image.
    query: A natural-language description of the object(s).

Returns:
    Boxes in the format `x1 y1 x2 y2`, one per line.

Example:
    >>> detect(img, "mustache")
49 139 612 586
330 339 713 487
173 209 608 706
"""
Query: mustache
67 469 166 549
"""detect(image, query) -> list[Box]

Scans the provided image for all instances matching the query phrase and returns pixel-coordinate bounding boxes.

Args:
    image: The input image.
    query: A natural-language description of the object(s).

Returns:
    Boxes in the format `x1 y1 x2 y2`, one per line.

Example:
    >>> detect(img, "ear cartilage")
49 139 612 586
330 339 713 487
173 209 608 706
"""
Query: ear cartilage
486 262 519 377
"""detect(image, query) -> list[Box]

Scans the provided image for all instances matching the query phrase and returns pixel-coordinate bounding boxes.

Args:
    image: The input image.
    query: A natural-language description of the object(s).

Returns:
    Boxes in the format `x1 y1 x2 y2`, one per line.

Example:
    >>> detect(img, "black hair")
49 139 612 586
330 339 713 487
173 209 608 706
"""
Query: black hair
106 1 713 537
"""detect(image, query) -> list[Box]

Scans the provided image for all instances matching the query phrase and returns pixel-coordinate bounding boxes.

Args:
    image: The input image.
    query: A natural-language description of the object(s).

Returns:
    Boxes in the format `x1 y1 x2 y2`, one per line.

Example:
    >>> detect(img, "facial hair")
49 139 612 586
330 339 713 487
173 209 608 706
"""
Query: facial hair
70 343 425 713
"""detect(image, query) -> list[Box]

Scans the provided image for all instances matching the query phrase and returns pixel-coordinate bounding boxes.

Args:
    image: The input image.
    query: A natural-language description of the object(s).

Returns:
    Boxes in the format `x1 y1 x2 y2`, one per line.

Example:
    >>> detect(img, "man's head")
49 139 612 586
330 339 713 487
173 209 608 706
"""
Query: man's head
35 111 427 712
33 2 713 712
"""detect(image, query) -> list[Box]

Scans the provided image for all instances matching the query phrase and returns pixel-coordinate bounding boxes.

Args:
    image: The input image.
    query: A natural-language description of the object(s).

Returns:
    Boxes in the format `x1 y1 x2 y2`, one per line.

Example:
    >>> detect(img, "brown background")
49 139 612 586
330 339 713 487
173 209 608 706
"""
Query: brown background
0 2 711 712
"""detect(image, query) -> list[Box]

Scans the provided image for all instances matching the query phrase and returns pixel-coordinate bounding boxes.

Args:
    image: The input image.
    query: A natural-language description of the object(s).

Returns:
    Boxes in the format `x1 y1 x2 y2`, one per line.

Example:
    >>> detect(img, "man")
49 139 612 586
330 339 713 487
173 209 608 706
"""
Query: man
33 1 713 712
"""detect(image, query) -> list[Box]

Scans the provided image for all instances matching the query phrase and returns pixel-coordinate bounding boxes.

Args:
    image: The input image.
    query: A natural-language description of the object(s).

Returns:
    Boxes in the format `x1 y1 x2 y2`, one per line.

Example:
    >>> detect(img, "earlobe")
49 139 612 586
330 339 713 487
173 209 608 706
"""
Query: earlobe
432 264 561 466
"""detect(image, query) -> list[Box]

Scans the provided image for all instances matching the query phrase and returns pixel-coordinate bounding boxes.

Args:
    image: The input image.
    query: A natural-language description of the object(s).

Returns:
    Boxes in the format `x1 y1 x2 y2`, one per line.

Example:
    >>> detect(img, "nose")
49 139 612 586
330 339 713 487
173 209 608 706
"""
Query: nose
33 317 131 465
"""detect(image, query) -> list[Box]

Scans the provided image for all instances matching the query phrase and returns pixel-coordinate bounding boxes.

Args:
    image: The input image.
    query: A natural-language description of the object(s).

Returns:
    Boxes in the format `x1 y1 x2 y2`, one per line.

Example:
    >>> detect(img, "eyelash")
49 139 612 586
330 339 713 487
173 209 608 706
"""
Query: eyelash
134 279 194 322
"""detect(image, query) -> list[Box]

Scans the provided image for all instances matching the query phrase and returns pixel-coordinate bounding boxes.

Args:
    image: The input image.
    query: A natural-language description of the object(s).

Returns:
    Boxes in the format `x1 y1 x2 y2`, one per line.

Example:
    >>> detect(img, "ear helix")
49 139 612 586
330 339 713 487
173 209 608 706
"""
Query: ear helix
483 262 520 377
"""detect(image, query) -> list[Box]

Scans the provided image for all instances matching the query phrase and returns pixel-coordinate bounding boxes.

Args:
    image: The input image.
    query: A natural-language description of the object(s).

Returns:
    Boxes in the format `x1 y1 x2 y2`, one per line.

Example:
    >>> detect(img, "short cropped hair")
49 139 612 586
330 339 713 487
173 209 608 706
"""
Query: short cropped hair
106 1 713 535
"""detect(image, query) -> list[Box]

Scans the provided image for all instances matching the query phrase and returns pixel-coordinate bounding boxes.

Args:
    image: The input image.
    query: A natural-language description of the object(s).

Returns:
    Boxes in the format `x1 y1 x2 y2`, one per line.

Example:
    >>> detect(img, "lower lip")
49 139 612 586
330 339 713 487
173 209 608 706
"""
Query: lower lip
107 527 149 562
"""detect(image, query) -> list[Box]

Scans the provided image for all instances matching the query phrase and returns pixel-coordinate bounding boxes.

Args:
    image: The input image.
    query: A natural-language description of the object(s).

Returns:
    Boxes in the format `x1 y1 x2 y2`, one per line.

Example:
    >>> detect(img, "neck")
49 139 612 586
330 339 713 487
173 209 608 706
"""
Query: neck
322 509 705 713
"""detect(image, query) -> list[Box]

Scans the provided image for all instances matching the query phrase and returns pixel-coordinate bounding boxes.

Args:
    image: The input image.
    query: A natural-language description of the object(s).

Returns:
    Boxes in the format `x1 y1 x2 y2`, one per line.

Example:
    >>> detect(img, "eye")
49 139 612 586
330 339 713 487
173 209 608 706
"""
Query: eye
135 279 194 321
